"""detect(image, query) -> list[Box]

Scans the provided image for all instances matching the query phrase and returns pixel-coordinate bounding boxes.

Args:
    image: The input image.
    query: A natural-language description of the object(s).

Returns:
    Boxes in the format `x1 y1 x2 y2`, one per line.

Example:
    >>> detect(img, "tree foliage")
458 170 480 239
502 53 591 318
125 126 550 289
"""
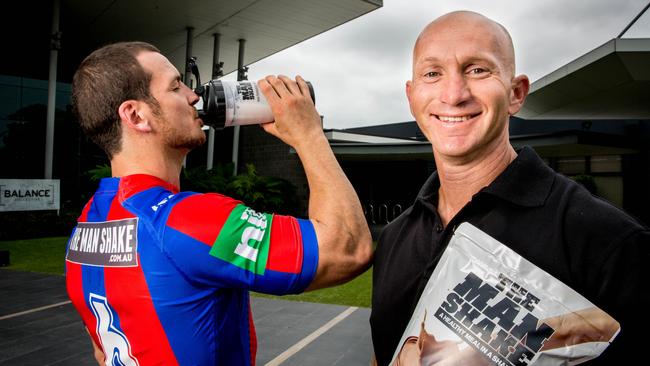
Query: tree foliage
182 163 299 215
65 161 301 216
227 163 299 215
572 174 598 195
87 163 112 181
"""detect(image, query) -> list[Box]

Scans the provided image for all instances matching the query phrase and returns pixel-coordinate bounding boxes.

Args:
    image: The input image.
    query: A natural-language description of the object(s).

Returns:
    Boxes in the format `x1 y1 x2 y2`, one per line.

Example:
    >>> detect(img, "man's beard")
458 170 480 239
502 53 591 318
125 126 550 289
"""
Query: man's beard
165 128 206 150
155 109 206 150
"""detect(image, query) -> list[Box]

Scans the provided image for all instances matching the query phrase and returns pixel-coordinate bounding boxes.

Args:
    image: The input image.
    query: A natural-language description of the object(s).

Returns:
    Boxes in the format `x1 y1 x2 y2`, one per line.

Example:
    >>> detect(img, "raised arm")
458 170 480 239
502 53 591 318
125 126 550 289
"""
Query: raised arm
258 75 373 290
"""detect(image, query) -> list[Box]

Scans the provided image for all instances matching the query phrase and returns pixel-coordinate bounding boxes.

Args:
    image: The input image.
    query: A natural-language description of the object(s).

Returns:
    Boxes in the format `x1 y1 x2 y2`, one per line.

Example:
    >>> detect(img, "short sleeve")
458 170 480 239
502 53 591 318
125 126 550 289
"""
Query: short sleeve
161 193 318 294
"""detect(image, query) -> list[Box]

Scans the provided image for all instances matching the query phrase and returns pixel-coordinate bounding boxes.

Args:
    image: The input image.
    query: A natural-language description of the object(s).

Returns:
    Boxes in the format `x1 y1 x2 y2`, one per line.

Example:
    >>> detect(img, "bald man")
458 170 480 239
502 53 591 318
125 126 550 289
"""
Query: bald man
370 11 648 365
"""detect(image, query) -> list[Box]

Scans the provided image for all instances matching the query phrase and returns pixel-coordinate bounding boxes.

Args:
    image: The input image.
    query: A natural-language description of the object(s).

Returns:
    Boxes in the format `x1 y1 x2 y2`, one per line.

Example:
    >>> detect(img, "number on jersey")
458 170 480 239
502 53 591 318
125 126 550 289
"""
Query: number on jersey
89 293 139 366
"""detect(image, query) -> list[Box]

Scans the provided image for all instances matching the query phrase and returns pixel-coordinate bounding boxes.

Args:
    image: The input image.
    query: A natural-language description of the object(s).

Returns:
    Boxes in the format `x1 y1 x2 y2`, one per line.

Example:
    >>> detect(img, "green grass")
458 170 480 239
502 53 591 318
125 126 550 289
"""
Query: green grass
0 237 68 275
252 268 372 308
0 236 374 308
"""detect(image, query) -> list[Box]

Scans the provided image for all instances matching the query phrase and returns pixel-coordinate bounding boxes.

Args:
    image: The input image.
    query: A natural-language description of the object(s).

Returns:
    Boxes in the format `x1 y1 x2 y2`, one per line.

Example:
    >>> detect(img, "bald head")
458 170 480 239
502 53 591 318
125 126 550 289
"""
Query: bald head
413 11 516 77
405 10 531 161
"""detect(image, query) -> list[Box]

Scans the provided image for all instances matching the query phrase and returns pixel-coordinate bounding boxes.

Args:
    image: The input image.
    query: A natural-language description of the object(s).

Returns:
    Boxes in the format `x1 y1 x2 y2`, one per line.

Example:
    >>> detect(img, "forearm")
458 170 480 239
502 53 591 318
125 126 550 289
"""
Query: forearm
85 326 105 365
256 74 372 290
295 134 372 290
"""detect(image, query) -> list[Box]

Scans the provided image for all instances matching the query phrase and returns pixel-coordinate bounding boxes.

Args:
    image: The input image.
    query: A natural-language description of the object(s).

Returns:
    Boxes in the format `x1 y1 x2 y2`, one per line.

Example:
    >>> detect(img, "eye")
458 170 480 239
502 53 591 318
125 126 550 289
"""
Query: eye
171 78 184 91
468 67 488 75
424 71 440 78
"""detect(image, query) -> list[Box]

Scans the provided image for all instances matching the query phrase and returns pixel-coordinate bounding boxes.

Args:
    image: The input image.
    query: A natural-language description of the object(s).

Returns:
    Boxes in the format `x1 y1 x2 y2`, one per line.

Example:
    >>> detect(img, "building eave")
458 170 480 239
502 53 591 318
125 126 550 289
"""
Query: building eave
517 38 650 120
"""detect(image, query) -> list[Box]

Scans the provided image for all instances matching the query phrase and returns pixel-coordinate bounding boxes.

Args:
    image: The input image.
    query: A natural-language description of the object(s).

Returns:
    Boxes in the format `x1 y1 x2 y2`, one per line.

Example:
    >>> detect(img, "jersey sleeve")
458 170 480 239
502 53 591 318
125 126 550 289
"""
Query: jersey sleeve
160 192 318 294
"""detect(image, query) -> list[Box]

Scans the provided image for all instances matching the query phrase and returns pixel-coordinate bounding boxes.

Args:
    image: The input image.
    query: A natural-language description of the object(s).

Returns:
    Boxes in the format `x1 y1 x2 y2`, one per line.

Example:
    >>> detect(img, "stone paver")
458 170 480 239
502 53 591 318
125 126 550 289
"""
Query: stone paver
0 269 372 365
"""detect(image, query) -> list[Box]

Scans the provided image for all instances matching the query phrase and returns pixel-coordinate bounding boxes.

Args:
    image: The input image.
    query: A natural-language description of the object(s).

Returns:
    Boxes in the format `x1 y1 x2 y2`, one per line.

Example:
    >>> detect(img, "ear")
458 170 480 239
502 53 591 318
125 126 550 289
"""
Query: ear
508 74 530 115
405 80 415 117
118 100 152 133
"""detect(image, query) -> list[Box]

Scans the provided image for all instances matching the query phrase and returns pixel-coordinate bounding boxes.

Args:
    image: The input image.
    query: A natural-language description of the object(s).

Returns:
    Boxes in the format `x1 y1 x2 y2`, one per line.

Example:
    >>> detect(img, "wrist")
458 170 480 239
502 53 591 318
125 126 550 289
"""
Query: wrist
293 130 329 153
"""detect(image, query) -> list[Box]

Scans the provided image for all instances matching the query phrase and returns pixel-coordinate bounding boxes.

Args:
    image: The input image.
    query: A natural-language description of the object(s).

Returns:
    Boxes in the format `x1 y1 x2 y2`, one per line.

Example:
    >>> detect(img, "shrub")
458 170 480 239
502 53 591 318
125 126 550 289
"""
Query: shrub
181 163 299 215
87 163 111 181
181 163 233 194
572 174 598 195
0 208 80 241
0 163 300 241
227 164 299 215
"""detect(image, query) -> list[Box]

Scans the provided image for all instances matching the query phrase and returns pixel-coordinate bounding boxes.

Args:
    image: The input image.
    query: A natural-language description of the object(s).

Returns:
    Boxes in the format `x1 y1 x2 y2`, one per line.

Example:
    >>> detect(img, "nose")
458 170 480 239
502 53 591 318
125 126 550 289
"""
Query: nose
440 72 471 106
183 83 200 106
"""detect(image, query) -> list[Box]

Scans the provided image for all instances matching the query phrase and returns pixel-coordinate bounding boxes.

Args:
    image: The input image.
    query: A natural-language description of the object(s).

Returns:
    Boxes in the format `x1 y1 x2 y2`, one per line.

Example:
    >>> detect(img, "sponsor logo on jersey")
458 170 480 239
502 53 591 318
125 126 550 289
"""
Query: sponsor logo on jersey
151 194 174 212
209 204 271 274
66 218 139 267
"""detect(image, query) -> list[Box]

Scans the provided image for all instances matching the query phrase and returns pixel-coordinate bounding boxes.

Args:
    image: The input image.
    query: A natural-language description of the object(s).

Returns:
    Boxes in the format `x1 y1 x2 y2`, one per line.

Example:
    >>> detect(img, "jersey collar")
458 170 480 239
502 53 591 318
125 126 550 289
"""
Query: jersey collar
98 174 180 201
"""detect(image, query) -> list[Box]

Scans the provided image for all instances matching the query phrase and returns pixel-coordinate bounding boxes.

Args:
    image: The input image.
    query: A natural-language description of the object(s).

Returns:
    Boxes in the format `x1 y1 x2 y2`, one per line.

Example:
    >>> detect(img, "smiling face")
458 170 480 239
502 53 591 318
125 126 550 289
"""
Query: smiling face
137 51 205 151
406 11 528 162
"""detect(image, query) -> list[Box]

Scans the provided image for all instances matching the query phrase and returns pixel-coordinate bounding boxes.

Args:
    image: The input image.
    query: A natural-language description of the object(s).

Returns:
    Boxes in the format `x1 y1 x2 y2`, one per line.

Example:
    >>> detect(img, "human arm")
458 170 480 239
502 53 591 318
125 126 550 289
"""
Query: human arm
539 307 619 351
258 75 373 290
586 228 649 363
85 326 105 366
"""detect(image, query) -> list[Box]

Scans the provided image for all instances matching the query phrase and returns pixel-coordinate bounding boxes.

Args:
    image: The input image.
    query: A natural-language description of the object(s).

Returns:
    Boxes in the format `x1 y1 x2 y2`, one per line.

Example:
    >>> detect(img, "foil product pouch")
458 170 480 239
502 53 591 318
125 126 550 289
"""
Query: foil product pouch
391 222 620 366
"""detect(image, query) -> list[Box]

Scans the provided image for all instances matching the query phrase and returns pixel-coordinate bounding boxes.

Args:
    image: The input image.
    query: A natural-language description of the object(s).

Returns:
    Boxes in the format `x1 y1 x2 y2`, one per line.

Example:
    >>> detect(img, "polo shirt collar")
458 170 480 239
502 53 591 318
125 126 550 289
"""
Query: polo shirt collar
415 170 440 204
415 146 554 209
480 146 555 207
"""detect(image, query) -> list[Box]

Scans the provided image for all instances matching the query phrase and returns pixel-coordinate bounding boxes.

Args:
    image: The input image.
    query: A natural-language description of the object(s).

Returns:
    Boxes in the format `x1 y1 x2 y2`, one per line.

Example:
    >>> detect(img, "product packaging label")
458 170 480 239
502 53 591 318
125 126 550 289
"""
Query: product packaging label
224 81 273 126
391 223 619 366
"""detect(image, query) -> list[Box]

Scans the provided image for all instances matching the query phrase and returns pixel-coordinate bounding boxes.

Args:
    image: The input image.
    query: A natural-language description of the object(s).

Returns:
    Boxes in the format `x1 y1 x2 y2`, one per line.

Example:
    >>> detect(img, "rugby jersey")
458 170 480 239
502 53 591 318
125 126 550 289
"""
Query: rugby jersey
65 174 318 365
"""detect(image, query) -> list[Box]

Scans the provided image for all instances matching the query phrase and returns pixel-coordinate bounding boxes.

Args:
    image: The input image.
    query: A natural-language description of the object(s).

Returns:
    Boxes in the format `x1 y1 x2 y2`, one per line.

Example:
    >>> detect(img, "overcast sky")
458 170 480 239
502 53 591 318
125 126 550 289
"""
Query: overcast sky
223 0 650 130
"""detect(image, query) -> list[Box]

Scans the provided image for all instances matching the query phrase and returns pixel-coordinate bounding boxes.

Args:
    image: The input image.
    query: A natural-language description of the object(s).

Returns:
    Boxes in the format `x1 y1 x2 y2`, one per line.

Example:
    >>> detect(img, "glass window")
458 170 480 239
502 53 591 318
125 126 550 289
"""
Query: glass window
0 75 71 155
591 155 622 173
593 176 623 208
557 157 586 175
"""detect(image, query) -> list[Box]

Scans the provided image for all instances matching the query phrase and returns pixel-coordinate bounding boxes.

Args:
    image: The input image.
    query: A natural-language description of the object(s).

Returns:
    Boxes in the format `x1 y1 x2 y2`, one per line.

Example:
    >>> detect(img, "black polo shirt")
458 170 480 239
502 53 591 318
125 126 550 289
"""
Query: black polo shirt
370 146 649 365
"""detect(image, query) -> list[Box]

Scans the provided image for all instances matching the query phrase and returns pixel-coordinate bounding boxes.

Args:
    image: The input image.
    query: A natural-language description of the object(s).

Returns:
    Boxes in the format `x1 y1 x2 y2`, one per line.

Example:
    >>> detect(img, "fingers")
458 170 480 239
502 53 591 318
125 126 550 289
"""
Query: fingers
295 75 313 103
267 75 291 98
259 75 307 99
256 74 321 148
260 121 278 136
257 78 280 105
279 75 303 96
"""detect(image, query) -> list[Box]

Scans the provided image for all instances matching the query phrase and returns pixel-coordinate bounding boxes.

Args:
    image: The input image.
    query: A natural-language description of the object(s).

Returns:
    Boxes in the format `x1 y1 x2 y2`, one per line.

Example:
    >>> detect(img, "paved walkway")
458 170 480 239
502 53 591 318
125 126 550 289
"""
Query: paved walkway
0 269 372 365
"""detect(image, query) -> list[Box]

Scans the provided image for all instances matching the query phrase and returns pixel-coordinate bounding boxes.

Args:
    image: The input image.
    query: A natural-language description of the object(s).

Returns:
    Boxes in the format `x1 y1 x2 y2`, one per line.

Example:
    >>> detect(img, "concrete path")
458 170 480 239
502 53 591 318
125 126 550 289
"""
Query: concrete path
0 269 372 365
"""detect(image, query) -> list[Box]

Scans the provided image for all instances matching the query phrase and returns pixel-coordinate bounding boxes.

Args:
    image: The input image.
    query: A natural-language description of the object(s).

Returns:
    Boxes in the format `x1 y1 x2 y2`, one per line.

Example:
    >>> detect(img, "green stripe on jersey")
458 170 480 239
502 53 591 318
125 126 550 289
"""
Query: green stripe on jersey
209 204 272 275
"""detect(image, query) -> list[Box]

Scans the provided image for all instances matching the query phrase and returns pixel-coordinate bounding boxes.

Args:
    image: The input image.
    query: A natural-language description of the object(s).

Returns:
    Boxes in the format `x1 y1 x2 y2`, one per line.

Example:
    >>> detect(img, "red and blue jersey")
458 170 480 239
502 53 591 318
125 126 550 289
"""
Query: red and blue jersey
65 174 318 365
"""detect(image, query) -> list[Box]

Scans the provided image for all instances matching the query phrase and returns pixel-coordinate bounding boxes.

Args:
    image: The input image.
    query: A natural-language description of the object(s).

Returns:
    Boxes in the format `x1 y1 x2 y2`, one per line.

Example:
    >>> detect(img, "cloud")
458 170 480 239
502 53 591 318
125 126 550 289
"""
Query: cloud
234 0 650 129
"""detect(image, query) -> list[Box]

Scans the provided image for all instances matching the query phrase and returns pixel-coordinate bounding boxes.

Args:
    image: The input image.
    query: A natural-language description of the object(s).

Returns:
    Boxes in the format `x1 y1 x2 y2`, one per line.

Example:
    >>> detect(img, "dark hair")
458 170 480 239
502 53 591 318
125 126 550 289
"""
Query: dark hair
72 41 160 158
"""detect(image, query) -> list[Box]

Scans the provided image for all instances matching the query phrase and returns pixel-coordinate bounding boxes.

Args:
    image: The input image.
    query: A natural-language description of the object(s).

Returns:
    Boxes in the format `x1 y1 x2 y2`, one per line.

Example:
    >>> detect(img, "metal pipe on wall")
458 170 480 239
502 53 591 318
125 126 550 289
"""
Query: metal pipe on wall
44 0 60 179
184 27 194 88
232 38 247 175
183 27 194 169
206 33 222 170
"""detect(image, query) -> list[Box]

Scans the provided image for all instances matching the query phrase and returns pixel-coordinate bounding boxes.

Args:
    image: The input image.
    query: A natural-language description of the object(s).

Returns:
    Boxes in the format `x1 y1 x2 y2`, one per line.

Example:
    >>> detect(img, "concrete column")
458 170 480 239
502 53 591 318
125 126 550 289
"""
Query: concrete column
232 38 247 175
184 27 194 88
206 33 223 170
44 0 60 179
183 27 194 169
